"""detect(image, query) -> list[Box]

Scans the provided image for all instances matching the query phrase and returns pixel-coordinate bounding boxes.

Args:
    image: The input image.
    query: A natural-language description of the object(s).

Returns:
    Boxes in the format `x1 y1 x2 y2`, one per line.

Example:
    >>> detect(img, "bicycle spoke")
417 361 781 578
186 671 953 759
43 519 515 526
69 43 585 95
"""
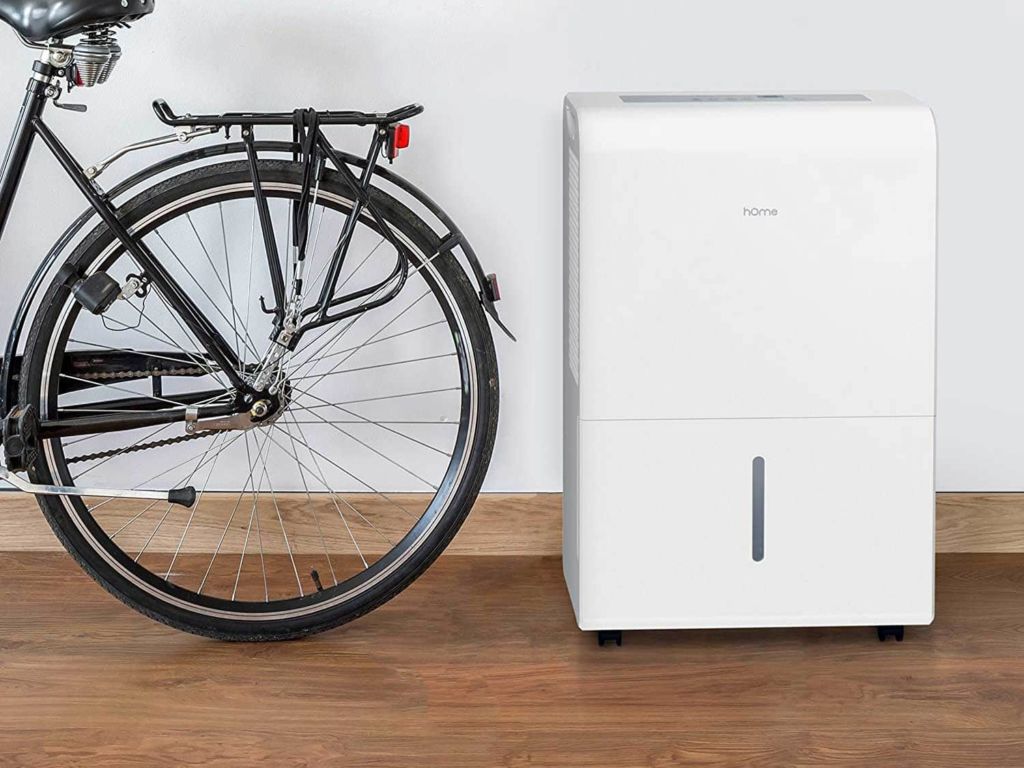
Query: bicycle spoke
304 233 385 324
96 431 240 517
252 438 304 597
135 306 226 388
134 432 225 562
290 403 437 490
153 230 260 361
164 431 236 580
282 419 458 425
198 430 271 595
66 338 220 376
106 433 236 535
290 352 456 382
75 422 176 482
64 390 231 423
289 384 453 458
300 194 328 308
287 236 392 372
268 421 395 540
98 312 226 387
290 289 433 389
289 386 461 410
271 416 370 564
108 499 162 539
243 202 258 370
188 212 246 360
244 432 269 601
232 435 265 600
59 373 195 409
266 421 410 531
291 243 450 380
281 412 338 587
274 416 374 563
95 273 230 387
218 202 242 362
296 319 447 370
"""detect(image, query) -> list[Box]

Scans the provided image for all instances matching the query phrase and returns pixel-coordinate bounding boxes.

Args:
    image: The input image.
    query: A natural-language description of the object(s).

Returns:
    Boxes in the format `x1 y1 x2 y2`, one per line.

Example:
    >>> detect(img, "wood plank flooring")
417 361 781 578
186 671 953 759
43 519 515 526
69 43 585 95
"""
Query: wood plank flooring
0 492 563 555
2 552 1024 766
6 492 1024 554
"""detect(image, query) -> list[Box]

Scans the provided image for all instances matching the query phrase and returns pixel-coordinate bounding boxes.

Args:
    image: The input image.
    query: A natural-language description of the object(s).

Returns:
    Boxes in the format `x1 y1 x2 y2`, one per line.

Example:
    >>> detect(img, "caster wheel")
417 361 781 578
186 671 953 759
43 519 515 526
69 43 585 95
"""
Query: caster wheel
877 625 905 643
597 630 623 647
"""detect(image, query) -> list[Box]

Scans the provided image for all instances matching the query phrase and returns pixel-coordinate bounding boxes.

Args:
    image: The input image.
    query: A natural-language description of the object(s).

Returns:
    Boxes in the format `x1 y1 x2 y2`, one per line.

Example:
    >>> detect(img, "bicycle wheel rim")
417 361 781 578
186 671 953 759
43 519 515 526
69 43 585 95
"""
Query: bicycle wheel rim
29 173 482 620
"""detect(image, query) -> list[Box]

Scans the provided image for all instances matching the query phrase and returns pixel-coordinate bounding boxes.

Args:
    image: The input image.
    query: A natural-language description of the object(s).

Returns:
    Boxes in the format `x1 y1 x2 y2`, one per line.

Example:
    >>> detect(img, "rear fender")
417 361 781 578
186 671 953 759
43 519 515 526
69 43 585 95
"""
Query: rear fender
1 140 513 415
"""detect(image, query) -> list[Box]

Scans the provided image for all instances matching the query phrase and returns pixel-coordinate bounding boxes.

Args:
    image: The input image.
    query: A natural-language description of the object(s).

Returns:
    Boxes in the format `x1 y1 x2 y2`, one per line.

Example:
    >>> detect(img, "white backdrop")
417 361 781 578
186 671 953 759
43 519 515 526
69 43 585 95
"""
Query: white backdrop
0 0 1020 491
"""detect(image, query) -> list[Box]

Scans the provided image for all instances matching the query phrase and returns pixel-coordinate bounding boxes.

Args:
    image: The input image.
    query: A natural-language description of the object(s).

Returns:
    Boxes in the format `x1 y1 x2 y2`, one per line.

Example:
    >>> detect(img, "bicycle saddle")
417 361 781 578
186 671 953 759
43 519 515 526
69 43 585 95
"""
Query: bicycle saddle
0 0 154 42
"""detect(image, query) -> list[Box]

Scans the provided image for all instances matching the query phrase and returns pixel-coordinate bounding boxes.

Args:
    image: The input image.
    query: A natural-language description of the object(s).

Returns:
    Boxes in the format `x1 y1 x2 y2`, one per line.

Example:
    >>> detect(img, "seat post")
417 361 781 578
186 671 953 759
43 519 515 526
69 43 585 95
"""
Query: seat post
0 52 61 244
0 48 66 418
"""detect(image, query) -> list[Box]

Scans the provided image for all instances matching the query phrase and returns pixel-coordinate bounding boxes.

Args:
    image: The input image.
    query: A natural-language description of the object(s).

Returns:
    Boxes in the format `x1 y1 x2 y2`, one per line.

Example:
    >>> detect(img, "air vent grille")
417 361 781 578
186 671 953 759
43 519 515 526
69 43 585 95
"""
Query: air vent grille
567 148 581 385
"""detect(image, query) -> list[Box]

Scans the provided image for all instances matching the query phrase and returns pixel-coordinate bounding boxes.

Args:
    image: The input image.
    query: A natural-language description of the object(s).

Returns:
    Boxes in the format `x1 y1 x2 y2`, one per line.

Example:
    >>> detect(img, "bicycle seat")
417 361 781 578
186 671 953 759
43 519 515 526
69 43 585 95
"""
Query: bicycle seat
0 0 154 42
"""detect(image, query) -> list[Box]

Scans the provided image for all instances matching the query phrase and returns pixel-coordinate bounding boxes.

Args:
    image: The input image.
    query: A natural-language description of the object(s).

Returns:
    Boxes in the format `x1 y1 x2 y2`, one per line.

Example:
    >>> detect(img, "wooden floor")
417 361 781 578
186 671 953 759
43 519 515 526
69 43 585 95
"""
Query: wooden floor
9 492 1024 554
3 553 1024 766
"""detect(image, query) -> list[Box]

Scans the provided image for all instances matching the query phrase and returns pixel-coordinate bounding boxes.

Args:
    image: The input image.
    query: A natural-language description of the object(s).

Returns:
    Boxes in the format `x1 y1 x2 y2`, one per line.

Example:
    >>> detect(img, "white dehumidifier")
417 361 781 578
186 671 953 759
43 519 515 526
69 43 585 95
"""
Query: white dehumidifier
563 92 937 645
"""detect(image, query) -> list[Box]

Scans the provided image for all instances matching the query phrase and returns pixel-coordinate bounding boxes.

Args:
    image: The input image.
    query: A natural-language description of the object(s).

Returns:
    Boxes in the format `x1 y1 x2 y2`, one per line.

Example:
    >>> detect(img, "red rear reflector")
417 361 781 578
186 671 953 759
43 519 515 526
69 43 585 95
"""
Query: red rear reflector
395 123 411 149
486 273 501 302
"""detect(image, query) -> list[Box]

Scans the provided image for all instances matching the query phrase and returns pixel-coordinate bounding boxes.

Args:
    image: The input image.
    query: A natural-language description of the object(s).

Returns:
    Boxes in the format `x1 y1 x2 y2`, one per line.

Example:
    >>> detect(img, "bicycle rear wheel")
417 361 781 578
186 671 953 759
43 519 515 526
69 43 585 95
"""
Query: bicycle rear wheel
19 159 499 640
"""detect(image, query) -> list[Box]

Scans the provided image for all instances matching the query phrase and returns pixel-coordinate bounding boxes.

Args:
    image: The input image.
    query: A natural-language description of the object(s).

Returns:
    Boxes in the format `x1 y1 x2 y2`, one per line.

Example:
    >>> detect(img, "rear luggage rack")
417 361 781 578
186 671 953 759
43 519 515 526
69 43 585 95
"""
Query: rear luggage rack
152 99 424 128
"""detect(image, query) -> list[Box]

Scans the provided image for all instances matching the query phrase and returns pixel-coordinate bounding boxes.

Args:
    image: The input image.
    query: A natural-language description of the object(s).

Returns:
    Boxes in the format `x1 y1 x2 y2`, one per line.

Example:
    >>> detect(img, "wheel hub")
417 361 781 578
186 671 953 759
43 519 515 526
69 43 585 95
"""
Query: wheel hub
247 382 292 427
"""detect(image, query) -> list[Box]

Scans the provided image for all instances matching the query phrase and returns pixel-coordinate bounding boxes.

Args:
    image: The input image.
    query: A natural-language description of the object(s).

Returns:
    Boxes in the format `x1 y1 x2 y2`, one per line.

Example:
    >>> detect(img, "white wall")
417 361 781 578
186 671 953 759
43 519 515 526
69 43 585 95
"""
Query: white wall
0 0 1020 492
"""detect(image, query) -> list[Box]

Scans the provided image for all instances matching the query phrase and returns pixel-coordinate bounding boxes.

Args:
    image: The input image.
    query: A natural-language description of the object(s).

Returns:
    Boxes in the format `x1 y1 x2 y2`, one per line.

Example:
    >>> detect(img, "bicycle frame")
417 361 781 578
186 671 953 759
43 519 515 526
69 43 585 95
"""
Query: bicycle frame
0 54 435 441
1 60 251 400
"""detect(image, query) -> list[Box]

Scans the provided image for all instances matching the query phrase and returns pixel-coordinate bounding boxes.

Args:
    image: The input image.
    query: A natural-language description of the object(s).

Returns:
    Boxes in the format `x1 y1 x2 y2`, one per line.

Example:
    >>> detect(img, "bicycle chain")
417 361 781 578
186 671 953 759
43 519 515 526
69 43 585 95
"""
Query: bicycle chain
67 429 225 465
64 363 226 464
72 366 209 381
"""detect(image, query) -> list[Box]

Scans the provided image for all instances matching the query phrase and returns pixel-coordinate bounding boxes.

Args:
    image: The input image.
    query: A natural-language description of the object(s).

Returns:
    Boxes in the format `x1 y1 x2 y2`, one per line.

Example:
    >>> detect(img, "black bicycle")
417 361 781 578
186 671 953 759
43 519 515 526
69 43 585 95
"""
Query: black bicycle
0 1 510 640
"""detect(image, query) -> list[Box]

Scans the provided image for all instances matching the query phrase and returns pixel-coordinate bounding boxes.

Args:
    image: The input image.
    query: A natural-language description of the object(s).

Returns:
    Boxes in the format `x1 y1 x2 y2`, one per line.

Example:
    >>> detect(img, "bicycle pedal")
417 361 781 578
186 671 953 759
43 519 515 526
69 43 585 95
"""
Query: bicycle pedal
3 405 38 473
